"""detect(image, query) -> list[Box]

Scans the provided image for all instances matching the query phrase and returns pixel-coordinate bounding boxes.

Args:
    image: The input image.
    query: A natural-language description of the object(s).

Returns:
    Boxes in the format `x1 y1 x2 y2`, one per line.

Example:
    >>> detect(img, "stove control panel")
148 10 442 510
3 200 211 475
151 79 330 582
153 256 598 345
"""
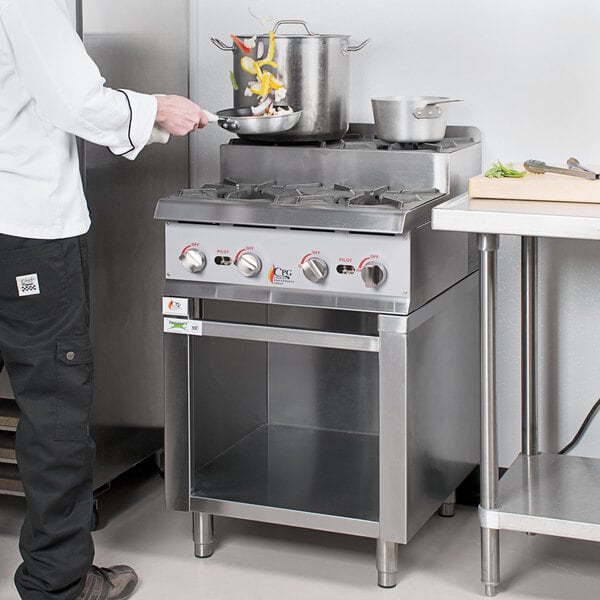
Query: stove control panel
165 223 411 298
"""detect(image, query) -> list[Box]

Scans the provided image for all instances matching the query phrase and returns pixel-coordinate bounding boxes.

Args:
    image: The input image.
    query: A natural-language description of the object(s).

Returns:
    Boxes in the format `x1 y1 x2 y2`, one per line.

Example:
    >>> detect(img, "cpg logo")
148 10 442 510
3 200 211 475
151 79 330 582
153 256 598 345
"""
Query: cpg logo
163 297 189 316
168 299 182 311
268 265 294 285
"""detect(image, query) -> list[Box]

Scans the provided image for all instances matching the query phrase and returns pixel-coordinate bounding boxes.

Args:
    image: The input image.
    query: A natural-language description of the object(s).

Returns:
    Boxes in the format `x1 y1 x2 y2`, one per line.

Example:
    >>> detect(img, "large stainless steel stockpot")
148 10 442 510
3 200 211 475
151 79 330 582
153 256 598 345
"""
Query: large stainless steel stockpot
211 20 369 141
371 96 462 143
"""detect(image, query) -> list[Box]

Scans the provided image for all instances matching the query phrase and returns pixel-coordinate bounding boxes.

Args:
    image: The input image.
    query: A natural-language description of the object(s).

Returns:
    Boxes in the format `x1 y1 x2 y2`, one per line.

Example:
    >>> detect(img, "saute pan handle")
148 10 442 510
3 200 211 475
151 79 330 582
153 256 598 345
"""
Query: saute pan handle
210 37 234 51
202 110 239 131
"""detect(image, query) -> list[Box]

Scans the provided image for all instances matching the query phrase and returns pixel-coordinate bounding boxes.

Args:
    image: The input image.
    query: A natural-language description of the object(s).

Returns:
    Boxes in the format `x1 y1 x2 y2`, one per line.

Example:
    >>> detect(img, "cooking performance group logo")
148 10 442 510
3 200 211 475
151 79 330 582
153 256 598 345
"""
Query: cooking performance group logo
162 297 189 317
267 264 294 285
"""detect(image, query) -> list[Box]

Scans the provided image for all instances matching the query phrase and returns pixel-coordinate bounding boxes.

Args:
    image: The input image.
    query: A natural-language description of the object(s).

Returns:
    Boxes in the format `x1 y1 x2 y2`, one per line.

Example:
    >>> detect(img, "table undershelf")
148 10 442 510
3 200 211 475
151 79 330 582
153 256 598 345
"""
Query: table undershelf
480 453 600 542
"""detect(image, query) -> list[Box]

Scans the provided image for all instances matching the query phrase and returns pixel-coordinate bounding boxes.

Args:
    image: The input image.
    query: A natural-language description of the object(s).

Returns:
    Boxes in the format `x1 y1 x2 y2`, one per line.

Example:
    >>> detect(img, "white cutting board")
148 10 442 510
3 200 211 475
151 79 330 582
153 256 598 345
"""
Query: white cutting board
469 166 600 203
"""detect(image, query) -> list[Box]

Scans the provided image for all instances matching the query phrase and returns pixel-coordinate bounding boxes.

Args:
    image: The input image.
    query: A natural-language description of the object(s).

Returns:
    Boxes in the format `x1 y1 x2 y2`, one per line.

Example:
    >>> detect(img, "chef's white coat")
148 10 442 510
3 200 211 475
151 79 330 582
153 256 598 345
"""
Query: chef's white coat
0 0 162 239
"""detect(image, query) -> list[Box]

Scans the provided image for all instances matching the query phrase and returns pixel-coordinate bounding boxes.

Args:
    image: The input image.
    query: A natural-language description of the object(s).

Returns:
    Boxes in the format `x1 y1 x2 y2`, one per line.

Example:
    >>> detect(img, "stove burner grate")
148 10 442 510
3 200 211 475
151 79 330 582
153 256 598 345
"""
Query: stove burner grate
178 180 443 211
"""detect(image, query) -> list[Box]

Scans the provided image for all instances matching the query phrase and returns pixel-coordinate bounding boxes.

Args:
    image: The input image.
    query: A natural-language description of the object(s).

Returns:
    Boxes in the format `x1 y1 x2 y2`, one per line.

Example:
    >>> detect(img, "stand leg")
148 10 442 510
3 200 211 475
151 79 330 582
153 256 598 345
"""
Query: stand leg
193 512 214 558
376 539 398 588
521 237 539 457
438 491 456 517
479 233 500 596
481 528 500 597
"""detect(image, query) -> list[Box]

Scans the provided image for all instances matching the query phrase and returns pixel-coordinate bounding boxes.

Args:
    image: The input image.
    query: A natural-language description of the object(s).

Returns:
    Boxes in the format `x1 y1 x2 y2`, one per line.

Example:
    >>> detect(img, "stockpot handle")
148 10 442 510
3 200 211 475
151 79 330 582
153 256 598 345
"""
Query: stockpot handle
413 99 463 120
343 39 371 54
210 37 234 51
272 19 317 36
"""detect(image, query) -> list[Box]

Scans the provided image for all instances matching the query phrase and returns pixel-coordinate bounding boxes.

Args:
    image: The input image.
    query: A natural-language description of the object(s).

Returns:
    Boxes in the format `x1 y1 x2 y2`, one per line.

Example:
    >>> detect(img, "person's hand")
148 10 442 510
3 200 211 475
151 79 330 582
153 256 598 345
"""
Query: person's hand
155 95 208 136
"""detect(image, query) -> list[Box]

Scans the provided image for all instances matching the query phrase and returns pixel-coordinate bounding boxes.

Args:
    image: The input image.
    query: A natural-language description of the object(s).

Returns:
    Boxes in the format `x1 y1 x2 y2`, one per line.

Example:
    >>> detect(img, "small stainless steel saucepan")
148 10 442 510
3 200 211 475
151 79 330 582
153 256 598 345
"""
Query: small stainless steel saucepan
203 107 302 138
371 96 462 143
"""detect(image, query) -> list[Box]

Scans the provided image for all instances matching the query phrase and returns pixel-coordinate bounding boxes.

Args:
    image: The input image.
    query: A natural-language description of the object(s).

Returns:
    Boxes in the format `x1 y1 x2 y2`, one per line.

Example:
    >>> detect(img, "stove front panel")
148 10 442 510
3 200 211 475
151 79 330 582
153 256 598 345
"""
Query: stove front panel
165 222 411 300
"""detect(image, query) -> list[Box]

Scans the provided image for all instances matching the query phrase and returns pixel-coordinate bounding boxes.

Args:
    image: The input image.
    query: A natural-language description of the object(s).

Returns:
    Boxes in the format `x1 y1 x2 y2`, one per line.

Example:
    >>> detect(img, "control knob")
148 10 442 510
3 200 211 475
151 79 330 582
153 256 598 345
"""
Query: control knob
301 257 329 283
361 262 387 289
235 252 262 277
179 247 206 273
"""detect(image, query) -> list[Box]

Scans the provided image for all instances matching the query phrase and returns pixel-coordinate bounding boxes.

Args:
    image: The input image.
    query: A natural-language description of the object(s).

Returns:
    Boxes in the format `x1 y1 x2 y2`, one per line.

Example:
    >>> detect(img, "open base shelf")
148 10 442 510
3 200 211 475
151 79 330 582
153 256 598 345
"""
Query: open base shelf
481 453 600 541
192 424 379 535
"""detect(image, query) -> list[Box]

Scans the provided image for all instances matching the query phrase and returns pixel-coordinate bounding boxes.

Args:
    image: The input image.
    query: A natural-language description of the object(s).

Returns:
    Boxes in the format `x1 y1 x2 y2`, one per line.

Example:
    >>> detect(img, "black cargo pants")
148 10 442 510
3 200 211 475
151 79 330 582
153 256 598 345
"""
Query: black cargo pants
0 234 94 600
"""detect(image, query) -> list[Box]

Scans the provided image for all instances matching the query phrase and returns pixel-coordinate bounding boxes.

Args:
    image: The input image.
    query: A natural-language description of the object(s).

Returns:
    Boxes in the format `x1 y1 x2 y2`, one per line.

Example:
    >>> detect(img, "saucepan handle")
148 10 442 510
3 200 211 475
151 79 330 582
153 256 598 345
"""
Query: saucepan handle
413 99 463 120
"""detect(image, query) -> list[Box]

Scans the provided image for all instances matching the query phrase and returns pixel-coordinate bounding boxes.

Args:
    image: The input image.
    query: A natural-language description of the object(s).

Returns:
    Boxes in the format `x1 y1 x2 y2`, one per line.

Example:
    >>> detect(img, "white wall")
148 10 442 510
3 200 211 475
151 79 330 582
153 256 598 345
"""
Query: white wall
191 0 600 466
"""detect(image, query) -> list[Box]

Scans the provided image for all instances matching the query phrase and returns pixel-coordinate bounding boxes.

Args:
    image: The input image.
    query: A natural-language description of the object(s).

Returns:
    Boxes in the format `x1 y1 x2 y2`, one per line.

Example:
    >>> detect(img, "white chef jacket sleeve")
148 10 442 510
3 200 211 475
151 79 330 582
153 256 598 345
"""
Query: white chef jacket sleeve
0 0 157 159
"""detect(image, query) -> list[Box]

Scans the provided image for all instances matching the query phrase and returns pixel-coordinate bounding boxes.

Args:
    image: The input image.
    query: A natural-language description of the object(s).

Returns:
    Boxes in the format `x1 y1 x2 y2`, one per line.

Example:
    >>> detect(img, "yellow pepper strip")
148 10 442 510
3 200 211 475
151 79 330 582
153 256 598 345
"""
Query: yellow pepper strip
240 56 257 75
241 31 283 99
258 71 271 97
257 31 275 68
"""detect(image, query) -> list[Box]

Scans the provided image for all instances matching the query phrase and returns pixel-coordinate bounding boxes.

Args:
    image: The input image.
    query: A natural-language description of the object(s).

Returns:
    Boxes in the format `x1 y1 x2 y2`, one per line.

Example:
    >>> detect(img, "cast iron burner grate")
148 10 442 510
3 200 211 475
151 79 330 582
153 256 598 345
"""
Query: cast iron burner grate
177 180 443 211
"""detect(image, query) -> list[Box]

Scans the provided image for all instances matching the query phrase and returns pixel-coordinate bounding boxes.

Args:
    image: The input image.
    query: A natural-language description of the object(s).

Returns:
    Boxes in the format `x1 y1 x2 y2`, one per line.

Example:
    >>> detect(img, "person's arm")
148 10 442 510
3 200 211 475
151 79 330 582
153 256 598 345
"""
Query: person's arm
0 0 205 158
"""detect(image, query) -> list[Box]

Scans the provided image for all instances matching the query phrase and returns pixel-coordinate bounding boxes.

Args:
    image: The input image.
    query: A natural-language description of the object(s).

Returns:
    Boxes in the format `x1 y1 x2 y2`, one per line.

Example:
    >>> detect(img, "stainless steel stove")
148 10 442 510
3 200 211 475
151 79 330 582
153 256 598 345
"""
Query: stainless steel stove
156 125 481 587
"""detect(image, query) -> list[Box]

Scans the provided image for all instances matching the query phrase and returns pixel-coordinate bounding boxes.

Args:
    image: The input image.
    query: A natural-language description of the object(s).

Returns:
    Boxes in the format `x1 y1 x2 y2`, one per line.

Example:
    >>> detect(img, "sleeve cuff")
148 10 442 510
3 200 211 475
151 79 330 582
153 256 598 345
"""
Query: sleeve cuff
147 124 170 145
108 90 158 160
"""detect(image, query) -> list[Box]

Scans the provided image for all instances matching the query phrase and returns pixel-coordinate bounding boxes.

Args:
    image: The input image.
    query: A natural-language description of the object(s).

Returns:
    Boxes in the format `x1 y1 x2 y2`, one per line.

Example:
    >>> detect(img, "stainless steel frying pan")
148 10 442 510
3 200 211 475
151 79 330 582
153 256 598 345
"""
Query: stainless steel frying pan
203 107 302 137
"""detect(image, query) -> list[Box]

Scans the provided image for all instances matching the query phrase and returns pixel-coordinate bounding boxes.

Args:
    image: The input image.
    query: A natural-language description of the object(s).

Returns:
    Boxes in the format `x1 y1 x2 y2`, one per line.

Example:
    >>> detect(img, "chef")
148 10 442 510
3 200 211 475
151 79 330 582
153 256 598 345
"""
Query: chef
0 1 208 599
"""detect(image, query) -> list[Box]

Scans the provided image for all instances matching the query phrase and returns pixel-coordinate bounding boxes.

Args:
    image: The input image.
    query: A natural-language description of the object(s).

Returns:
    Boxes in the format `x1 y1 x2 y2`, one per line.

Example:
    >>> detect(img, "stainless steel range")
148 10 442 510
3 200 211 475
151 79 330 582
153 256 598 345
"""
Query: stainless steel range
156 125 481 587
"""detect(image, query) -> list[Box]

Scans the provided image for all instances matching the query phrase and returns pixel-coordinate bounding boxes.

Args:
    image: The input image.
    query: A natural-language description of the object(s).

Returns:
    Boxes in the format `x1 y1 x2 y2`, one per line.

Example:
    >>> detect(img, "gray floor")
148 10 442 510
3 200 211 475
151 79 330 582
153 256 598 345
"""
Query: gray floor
1 467 599 600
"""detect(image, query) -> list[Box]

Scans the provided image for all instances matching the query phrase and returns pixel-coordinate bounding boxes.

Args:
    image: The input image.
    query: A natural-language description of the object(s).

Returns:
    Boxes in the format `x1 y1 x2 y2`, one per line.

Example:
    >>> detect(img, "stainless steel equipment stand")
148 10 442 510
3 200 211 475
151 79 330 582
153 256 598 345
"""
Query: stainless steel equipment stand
169 274 480 588
432 194 600 597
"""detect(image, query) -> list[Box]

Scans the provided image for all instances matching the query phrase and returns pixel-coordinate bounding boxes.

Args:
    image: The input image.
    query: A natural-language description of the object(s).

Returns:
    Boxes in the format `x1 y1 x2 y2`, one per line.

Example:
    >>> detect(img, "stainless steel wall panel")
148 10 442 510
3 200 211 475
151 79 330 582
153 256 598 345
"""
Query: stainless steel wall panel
81 0 189 487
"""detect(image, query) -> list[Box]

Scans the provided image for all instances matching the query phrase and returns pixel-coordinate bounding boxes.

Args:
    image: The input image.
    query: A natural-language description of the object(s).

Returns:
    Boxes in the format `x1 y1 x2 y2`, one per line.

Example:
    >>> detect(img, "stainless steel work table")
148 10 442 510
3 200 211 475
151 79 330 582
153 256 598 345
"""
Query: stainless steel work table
432 193 600 596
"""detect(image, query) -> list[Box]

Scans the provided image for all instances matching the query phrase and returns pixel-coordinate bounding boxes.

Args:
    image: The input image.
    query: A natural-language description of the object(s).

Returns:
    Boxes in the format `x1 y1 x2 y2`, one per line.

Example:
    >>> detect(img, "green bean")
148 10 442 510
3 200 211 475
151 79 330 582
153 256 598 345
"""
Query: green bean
485 161 526 178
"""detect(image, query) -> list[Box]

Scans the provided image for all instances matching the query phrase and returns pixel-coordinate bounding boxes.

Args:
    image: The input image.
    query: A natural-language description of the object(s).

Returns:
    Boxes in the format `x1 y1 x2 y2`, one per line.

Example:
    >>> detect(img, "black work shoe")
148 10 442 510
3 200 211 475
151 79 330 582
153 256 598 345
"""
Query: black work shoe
75 565 138 600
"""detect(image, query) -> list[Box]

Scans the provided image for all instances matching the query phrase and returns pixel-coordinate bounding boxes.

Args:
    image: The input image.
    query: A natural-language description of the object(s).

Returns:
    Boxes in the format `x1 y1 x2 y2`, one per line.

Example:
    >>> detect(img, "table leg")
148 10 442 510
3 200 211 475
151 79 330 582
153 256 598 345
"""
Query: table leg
521 237 539 456
479 233 500 596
